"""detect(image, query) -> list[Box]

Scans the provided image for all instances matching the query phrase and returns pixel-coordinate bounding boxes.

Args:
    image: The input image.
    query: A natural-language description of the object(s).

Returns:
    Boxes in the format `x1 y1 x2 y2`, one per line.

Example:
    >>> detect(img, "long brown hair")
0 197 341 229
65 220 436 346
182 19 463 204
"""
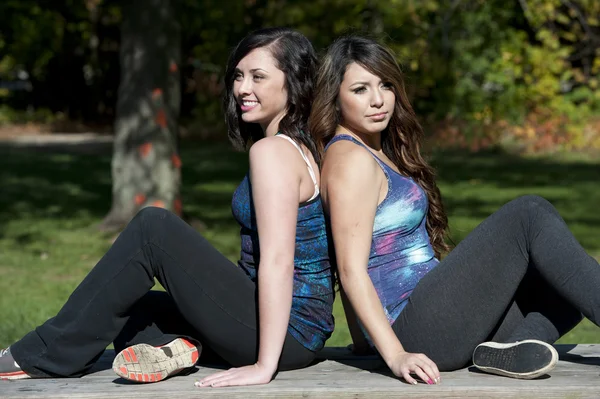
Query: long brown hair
309 35 450 257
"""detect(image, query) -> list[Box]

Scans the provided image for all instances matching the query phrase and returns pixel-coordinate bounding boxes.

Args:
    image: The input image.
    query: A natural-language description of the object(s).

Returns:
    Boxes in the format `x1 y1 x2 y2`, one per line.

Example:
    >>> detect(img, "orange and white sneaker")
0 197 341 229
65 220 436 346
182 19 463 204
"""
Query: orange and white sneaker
0 347 31 380
112 338 201 383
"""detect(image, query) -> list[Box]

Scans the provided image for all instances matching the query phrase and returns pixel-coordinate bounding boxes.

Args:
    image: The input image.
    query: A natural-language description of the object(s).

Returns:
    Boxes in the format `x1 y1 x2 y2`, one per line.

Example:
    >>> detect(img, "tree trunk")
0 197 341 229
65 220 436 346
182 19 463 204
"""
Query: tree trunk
362 0 384 35
100 0 182 232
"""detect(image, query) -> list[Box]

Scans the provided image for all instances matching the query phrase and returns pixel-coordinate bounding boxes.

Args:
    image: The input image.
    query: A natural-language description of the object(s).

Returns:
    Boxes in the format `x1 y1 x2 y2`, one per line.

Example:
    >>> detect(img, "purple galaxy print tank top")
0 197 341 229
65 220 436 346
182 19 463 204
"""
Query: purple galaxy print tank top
326 134 439 330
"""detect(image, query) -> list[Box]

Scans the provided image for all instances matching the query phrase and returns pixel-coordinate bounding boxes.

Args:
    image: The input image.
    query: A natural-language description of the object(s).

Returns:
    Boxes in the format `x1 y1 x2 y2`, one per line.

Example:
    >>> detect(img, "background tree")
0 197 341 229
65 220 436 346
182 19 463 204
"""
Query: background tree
99 0 182 231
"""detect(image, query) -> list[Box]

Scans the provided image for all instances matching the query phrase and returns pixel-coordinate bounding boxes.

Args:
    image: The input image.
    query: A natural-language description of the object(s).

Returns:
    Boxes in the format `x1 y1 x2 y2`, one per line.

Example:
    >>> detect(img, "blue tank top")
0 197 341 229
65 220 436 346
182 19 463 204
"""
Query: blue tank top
231 136 335 352
326 134 439 328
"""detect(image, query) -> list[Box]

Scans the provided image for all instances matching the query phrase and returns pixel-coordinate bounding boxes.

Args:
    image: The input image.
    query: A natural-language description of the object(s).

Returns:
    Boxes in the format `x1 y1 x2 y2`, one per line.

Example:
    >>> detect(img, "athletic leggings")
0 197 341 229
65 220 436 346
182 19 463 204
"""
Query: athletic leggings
392 195 598 371
11 207 314 377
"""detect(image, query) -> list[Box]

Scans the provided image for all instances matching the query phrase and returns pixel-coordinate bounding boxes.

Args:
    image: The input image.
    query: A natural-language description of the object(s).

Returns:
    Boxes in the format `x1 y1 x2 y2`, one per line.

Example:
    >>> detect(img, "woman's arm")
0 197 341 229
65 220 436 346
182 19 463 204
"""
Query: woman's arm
322 142 440 385
198 137 305 387
340 287 372 355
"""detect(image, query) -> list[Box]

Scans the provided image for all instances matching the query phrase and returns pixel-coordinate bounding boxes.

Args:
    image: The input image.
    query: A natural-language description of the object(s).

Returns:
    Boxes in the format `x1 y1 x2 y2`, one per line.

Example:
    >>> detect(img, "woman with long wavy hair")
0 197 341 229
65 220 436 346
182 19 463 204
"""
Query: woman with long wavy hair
310 35 597 384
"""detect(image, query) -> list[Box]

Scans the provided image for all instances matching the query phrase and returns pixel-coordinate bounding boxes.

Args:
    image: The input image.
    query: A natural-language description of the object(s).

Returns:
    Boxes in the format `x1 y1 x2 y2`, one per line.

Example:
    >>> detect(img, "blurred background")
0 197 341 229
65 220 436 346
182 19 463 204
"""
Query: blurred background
0 0 598 349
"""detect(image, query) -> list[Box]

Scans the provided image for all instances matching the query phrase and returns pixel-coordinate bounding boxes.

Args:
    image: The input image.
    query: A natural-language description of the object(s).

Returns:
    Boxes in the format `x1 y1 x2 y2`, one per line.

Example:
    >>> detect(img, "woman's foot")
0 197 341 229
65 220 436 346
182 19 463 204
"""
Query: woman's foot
472 339 558 379
112 338 201 383
0 347 31 380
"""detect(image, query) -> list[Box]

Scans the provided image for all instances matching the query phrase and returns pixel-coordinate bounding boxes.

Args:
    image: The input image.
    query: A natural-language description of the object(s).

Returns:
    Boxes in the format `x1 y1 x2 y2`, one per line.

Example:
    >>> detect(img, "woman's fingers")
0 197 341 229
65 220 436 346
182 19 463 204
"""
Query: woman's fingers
206 374 236 387
430 361 441 383
198 369 235 386
418 355 441 383
198 373 235 387
413 366 432 385
397 356 441 386
419 363 438 384
401 370 418 385
414 357 437 384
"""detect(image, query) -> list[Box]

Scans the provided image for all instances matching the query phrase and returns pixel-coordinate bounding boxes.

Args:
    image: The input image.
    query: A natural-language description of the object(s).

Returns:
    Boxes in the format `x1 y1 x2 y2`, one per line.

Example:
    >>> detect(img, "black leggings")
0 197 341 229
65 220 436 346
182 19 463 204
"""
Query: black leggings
393 195 598 371
11 207 314 377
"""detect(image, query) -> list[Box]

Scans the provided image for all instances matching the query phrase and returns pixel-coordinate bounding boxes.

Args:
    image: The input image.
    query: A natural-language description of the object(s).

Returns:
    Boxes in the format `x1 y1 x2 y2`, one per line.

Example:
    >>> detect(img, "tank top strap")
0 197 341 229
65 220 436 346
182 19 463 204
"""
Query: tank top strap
324 134 390 178
275 134 319 201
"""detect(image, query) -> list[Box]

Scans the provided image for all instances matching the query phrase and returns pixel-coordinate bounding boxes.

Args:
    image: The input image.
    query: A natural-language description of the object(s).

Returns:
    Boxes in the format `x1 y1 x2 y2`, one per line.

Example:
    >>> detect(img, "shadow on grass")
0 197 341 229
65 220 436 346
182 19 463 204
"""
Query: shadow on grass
0 140 248 239
0 143 598 250
430 148 600 251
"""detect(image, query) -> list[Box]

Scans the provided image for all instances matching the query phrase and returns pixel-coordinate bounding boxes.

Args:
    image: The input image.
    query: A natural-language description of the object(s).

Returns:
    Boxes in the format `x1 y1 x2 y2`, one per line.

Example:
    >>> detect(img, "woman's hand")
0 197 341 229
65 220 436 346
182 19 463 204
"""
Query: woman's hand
195 363 276 388
388 351 441 385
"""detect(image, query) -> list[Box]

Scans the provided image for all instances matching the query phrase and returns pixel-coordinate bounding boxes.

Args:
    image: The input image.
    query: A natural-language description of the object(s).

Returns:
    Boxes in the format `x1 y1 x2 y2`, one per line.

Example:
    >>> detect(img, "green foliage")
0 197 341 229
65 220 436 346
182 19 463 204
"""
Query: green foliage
169 0 600 151
0 105 58 125
1 0 598 150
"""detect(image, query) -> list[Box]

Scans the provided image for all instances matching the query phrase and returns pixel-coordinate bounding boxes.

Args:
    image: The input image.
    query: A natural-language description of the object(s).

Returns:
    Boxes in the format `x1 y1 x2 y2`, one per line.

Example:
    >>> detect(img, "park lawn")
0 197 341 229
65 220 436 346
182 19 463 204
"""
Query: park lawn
0 142 598 349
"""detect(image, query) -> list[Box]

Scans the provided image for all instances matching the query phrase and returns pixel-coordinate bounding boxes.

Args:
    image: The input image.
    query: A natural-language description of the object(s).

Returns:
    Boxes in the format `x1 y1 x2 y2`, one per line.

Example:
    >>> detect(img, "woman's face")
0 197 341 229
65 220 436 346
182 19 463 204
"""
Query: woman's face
338 62 395 136
233 47 288 135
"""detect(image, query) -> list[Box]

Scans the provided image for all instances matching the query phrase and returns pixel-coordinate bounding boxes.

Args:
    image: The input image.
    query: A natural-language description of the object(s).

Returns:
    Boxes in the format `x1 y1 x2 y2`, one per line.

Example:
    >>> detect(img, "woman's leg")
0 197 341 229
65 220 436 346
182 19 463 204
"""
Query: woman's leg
502 267 583 343
113 290 198 352
392 195 597 371
484 266 583 345
10 207 313 377
113 290 226 365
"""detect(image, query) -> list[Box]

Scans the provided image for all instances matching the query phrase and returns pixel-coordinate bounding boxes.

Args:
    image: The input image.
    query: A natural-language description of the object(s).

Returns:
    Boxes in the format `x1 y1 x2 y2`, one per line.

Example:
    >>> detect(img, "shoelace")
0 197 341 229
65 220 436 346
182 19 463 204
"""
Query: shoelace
0 347 10 357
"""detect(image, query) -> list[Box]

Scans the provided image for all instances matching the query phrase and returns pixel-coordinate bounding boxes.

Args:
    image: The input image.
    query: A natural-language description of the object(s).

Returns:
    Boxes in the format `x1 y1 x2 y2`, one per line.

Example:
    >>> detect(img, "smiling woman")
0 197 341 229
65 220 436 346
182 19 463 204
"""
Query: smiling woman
233 48 288 135
0 27 334 389
224 28 318 161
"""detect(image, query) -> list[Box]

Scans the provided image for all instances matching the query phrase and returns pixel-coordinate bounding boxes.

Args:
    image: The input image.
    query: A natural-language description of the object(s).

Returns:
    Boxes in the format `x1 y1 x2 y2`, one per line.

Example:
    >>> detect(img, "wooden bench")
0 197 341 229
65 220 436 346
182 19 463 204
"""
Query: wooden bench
2 344 600 398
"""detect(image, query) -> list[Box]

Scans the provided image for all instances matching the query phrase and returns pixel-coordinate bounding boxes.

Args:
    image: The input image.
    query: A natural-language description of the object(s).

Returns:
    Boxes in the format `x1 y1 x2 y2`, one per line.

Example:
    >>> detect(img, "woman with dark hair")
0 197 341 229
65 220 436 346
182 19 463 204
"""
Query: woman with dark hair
310 35 597 384
0 27 335 388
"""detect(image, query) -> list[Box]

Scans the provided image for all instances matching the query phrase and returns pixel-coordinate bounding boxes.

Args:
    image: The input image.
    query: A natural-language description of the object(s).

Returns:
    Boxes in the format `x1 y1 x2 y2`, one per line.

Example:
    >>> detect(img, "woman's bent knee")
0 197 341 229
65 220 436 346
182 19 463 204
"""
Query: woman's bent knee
510 195 548 208
135 206 171 221
133 206 176 229
505 195 556 218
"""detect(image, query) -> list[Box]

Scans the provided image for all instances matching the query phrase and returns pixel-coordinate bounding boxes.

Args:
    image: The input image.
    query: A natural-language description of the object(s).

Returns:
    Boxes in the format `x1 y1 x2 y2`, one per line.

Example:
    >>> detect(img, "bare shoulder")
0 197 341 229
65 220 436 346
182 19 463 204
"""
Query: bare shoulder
249 136 302 169
322 139 380 184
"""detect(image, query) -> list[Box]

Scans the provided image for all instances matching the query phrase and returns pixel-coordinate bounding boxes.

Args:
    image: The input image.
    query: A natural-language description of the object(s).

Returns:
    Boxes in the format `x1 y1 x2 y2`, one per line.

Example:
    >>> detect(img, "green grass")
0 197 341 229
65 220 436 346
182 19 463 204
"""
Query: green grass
0 143 599 349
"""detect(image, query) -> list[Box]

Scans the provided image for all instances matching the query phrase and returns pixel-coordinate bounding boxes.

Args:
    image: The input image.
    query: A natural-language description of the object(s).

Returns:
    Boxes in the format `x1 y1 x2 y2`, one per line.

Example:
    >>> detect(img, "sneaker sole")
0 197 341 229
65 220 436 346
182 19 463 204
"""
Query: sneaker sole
112 338 199 383
472 340 558 380
0 370 31 380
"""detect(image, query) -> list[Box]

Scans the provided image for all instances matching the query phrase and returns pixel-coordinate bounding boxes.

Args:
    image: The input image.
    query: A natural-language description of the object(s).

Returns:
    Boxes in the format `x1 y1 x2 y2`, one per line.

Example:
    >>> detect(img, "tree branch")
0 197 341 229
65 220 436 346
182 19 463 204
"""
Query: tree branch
518 0 529 14
559 0 599 40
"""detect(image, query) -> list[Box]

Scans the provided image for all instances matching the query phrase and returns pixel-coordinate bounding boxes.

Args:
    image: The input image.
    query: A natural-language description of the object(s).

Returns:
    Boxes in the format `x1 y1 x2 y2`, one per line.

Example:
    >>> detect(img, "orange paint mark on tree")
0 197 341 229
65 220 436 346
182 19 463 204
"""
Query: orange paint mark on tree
171 153 182 169
152 88 163 99
169 61 178 73
134 193 146 206
155 109 167 128
139 142 152 158
174 197 183 216
152 200 166 208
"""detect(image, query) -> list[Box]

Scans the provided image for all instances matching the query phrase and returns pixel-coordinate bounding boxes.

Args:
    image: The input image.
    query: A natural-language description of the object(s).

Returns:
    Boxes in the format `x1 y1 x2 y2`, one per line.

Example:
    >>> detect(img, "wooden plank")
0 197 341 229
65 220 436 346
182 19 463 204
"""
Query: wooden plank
1 345 600 398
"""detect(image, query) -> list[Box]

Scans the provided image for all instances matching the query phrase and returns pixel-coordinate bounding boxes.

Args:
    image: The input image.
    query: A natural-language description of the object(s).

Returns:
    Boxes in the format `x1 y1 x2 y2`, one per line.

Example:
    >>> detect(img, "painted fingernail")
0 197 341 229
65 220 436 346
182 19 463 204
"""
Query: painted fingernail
412 381 418 385
427 379 434 385
194 381 202 387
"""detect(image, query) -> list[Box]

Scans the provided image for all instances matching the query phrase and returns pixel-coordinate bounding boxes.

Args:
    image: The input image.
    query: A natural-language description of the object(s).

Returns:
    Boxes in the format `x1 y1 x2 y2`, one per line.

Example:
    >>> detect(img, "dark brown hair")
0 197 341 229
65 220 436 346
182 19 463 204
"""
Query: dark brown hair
223 27 318 161
309 35 450 257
